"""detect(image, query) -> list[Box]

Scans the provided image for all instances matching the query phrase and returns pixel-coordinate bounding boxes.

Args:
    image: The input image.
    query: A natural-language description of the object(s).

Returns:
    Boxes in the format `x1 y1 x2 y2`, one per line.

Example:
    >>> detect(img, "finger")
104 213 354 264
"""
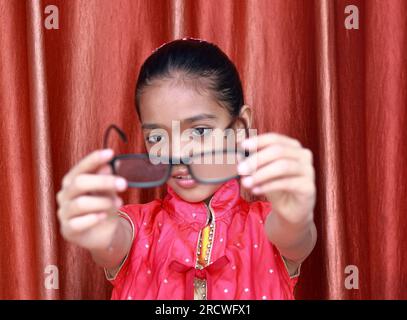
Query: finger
62 149 114 188
60 195 123 220
58 184 117 206
241 159 303 188
58 172 121 205
241 133 301 152
93 165 115 198
96 164 113 175
251 176 315 196
237 145 308 175
64 174 127 201
67 212 108 233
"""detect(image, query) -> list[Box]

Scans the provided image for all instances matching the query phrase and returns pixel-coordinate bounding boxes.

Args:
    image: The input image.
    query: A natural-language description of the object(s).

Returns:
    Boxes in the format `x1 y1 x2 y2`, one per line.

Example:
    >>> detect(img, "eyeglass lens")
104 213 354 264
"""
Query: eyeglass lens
113 150 244 185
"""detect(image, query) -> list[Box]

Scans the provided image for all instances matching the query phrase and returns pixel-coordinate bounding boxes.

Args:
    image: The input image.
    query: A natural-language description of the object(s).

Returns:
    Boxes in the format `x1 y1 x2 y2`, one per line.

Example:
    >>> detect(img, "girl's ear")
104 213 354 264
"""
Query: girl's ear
234 105 253 147
239 105 253 128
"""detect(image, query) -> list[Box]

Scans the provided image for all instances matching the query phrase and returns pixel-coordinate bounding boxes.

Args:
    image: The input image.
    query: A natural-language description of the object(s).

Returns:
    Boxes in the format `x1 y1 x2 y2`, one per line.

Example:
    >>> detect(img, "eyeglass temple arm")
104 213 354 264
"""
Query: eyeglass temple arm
103 124 128 149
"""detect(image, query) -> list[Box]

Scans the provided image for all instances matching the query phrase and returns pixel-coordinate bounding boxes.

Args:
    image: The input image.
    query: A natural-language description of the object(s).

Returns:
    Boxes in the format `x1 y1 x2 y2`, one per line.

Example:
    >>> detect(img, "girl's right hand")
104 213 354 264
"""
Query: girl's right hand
56 149 128 251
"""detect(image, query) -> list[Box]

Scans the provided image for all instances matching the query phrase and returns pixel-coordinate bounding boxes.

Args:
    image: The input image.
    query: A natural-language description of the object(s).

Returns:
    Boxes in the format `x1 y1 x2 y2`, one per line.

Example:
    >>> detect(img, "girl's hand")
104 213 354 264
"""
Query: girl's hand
56 149 128 250
237 133 316 226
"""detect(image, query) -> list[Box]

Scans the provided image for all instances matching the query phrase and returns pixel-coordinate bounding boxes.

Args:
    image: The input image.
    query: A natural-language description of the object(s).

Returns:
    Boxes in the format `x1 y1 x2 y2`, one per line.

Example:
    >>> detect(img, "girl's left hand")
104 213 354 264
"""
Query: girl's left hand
237 133 316 226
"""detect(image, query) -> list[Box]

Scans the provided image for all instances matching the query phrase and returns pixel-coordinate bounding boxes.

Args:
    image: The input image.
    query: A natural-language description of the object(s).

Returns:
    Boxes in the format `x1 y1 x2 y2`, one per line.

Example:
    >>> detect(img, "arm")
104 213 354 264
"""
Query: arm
55 148 134 276
265 210 317 274
238 133 317 275
90 215 133 273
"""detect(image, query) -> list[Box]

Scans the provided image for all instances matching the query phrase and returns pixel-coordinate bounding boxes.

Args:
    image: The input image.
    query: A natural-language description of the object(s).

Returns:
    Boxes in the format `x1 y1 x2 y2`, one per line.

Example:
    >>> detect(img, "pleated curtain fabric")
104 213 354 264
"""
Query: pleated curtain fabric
0 0 406 299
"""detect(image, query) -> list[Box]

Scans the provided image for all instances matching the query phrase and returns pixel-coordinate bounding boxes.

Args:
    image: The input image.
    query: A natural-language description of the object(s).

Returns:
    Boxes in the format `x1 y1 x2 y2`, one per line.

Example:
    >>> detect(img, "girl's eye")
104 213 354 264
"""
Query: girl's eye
146 134 164 144
191 127 213 137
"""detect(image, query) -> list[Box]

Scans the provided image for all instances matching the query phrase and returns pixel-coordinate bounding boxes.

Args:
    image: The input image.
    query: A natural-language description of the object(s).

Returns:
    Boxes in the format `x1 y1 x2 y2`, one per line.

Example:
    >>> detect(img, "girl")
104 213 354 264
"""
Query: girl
56 38 317 300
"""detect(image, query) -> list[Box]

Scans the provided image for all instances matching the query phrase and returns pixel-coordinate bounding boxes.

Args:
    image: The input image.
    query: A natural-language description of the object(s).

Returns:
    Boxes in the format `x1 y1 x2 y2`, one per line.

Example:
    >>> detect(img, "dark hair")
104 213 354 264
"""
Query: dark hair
135 38 244 118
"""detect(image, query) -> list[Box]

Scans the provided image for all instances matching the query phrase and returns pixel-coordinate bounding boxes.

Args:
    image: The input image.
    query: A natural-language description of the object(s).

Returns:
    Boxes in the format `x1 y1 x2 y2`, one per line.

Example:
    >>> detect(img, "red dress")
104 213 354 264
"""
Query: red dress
105 178 300 300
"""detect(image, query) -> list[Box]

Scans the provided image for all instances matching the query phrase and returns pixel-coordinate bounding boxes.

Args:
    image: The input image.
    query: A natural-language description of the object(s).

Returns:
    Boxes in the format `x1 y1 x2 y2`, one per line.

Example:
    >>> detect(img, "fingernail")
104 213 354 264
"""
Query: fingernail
237 162 250 175
101 149 113 159
115 178 127 191
252 187 261 194
242 176 253 187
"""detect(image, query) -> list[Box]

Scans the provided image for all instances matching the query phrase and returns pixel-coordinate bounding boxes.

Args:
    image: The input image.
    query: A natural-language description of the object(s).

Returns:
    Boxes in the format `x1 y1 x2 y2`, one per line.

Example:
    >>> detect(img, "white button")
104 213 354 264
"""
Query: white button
147 269 151 274
269 269 274 274
164 279 168 284
145 244 149 248
253 244 258 249
262 295 267 300
244 288 249 293
224 288 228 293
185 258 190 263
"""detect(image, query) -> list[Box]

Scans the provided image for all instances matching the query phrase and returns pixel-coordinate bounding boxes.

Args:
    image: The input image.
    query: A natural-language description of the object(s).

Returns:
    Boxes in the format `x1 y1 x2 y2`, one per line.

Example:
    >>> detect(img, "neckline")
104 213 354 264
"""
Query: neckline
162 178 242 229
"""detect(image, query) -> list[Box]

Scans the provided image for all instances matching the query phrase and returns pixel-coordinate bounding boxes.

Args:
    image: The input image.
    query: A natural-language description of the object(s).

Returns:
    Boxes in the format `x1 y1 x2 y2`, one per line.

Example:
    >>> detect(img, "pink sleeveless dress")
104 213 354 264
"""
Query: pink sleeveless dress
105 178 300 300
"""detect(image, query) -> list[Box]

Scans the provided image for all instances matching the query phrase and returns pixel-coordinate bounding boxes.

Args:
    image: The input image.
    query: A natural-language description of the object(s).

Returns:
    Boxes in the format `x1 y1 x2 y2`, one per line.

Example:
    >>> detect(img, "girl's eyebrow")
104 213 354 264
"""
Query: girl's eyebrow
183 113 217 123
141 123 162 130
142 113 217 129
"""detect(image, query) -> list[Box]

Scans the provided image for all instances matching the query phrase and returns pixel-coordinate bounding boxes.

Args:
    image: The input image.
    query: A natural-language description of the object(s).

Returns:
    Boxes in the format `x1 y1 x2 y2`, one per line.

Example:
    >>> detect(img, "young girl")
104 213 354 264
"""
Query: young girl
56 38 317 300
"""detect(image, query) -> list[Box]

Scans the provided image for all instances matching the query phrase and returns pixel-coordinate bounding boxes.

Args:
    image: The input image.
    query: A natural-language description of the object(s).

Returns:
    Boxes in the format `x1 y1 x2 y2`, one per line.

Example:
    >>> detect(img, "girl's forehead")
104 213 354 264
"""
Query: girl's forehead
139 82 230 123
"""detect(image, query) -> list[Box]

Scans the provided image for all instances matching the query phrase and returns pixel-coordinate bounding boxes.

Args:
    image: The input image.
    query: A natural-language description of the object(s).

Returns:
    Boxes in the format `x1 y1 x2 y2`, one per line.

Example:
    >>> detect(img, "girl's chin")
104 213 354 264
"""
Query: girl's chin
168 181 220 203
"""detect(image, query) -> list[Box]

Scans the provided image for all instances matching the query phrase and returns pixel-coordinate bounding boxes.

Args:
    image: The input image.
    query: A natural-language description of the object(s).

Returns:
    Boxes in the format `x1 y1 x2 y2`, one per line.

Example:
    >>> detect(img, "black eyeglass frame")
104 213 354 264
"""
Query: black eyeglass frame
102 117 250 188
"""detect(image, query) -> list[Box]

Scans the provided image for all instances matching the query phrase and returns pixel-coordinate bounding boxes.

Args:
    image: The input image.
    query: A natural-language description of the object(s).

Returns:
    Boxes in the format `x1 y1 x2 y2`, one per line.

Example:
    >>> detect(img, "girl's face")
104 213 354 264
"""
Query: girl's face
138 78 247 204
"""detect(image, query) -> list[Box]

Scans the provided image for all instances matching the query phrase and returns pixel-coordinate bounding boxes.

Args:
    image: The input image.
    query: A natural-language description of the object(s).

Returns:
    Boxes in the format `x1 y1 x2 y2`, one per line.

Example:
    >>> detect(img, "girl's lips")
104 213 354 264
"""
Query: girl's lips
173 176 197 189
171 167 197 189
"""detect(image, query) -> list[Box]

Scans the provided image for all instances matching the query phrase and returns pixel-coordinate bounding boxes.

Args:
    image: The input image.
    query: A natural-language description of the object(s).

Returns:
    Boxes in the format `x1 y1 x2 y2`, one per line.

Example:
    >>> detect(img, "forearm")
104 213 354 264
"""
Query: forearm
90 216 133 270
265 210 317 263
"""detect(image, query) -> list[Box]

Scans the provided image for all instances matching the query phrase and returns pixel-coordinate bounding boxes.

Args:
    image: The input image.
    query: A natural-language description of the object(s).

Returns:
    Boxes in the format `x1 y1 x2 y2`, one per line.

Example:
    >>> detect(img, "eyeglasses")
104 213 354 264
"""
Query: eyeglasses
102 117 250 188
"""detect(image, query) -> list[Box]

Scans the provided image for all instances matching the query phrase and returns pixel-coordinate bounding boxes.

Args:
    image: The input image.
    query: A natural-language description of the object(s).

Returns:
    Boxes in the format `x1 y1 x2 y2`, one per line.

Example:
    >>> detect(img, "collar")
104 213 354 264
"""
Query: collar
162 178 242 230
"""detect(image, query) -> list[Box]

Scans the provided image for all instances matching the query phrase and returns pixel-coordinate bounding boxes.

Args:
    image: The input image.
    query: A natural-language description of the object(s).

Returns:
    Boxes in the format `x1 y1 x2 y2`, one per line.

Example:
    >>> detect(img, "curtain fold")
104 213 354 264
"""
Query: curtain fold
364 0 407 299
26 0 59 300
0 0 405 299
314 0 345 300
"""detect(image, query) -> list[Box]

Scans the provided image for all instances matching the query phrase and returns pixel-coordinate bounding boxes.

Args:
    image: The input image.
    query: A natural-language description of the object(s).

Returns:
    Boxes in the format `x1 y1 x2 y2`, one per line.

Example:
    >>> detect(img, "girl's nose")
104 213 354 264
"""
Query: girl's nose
171 165 189 178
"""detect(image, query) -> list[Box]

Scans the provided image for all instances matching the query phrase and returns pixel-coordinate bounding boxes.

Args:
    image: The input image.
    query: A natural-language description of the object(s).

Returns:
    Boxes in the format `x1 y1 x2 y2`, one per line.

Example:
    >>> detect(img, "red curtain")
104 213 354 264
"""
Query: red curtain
0 0 406 299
